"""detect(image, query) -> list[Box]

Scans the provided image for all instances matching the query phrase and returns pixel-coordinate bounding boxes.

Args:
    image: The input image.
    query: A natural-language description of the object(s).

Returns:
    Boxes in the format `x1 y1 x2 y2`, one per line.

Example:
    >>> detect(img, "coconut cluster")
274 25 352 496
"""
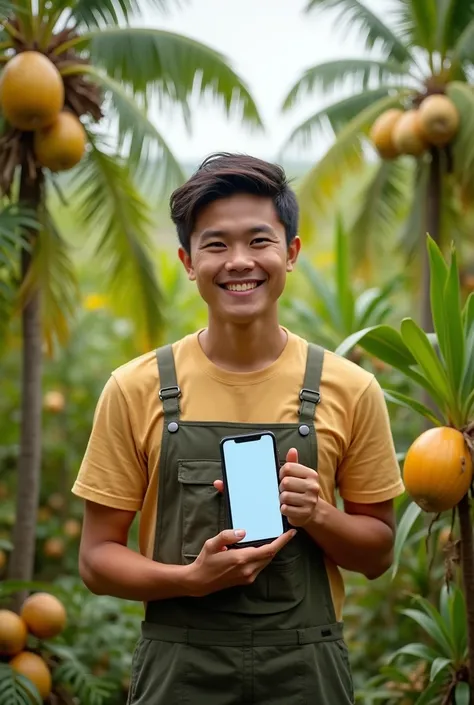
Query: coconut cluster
0 51 86 174
0 592 67 701
369 94 460 160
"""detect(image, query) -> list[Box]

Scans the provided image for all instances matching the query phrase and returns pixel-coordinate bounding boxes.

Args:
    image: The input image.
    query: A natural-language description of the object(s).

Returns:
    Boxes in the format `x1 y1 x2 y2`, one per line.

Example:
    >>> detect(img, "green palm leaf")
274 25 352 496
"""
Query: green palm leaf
19 210 80 357
392 0 438 55
289 91 412 238
449 18 474 67
69 64 185 193
440 0 474 55
447 82 474 192
71 0 178 28
63 28 263 129
282 59 416 111
304 0 413 63
71 142 164 350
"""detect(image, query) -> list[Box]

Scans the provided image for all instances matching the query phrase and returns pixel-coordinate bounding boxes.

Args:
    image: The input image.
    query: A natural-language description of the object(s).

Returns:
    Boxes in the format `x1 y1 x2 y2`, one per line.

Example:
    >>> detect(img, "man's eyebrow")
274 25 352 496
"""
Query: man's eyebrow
199 229 227 241
198 224 276 241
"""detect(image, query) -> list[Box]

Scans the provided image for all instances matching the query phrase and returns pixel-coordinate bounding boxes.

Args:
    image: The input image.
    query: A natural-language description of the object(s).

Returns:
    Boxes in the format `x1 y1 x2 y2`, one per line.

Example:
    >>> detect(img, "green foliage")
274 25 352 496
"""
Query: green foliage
0 664 42 705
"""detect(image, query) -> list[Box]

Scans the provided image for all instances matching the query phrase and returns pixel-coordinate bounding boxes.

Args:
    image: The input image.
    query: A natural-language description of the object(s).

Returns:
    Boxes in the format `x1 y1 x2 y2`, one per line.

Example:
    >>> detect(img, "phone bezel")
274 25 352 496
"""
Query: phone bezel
219 430 289 548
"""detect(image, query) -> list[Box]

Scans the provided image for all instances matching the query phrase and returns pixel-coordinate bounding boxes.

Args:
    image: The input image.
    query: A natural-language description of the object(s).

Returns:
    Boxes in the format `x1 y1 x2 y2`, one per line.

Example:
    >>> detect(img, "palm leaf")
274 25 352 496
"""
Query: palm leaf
304 0 413 63
392 0 438 55
349 157 412 272
291 91 412 238
440 0 474 54
71 0 179 28
0 663 42 705
282 59 416 111
398 159 429 260
64 27 263 129
19 209 80 357
71 142 164 350
68 64 185 193
450 20 474 77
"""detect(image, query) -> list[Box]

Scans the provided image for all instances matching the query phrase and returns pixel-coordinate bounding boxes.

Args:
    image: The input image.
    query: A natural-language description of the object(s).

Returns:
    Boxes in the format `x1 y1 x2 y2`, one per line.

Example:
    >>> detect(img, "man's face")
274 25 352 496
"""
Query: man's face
179 194 300 324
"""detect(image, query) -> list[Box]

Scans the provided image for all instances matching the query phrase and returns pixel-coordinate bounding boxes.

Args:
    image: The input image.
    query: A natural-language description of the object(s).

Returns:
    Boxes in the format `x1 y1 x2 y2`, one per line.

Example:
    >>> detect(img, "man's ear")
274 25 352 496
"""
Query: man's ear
286 236 301 272
178 247 196 281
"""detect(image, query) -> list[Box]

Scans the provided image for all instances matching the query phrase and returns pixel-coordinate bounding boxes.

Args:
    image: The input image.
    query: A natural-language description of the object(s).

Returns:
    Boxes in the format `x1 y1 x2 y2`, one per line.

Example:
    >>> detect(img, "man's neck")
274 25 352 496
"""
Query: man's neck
199 315 288 373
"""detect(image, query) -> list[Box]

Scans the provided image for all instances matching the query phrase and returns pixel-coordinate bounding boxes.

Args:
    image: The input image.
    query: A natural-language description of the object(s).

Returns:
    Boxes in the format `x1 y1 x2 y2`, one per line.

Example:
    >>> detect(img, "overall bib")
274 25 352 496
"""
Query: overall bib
127 343 354 704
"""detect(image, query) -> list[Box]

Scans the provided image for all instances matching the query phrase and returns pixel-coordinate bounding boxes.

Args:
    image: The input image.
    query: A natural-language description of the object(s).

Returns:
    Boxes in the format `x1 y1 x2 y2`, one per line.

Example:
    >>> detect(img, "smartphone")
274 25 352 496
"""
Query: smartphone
219 431 289 548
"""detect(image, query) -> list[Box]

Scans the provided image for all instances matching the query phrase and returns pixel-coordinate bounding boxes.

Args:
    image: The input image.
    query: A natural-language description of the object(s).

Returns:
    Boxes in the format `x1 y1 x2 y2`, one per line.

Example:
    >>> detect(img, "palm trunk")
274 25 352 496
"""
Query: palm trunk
421 147 442 332
458 492 474 703
7 167 43 611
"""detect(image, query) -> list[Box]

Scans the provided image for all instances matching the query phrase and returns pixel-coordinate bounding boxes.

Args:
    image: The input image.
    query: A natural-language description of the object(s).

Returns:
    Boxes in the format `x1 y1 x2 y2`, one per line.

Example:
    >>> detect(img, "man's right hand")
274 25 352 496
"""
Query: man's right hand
186 528 297 597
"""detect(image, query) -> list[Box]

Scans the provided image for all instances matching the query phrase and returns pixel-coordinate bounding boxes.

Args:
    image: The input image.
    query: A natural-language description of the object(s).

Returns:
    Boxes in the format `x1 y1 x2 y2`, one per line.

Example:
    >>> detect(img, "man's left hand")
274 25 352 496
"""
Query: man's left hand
279 448 320 527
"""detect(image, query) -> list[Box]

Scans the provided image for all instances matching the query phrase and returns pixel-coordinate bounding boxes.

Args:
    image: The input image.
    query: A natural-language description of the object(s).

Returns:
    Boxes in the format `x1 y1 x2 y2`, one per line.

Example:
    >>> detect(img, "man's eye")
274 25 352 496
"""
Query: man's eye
252 238 271 245
205 242 226 248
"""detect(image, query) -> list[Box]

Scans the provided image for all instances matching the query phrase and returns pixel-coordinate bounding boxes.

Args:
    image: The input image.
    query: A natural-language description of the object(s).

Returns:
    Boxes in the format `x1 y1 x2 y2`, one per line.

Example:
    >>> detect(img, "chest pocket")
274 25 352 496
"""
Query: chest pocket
177 458 306 615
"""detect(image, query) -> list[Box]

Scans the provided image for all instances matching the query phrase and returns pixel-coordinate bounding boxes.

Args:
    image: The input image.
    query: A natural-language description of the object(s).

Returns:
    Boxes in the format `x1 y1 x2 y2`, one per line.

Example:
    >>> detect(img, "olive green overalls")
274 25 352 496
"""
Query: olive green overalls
127 343 354 704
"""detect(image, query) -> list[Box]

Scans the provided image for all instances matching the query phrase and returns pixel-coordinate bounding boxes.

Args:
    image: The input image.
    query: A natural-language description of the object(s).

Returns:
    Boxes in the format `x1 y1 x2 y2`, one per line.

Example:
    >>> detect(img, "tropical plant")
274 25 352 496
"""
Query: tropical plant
0 0 262 602
280 214 404 355
281 0 474 329
337 236 474 698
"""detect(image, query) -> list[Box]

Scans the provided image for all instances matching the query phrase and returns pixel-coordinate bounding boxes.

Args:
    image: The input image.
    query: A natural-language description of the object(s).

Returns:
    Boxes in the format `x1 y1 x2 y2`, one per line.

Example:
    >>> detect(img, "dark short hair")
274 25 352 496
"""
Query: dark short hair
169 152 299 252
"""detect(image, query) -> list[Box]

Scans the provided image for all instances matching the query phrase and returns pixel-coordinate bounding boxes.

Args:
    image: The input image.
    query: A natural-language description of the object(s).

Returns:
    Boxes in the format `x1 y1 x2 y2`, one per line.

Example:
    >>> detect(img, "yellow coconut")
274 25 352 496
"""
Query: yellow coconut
10 651 52 700
392 109 428 157
0 610 28 656
403 427 473 513
0 51 64 131
418 94 460 147
34 112 86 172
369 109 404 159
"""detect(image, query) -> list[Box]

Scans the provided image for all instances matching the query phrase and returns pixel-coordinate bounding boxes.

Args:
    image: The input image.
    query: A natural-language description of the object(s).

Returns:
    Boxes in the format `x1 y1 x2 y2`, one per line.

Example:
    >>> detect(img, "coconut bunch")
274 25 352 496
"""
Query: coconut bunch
0 21 104 196
0 592 67 701
369 93 460 161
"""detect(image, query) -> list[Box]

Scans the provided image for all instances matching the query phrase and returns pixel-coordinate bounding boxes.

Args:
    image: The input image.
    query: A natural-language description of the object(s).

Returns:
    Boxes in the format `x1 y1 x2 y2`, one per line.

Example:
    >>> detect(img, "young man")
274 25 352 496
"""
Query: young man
73 153 404 704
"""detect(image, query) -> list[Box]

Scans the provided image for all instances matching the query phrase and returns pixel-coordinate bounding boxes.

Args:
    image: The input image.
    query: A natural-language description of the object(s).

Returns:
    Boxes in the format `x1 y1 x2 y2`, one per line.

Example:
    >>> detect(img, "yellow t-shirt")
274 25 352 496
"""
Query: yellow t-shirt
72 329 404 619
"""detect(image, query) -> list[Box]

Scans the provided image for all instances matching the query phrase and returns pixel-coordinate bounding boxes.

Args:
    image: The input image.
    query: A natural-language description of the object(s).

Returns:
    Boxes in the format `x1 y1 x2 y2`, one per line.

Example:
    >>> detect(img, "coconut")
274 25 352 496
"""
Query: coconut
34 112 86 172
392 109 428 157
369 109 404 159
418 94 460 147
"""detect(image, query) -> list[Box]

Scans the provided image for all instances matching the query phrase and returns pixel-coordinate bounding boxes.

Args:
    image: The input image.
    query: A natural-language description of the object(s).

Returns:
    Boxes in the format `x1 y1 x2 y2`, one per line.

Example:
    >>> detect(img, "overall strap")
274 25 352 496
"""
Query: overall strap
156 344 181 422
299 343 324 424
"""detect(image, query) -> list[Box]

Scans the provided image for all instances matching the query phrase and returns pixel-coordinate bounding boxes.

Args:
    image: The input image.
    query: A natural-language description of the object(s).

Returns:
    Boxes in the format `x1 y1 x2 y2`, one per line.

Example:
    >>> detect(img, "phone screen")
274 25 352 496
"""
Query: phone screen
221 433 284 543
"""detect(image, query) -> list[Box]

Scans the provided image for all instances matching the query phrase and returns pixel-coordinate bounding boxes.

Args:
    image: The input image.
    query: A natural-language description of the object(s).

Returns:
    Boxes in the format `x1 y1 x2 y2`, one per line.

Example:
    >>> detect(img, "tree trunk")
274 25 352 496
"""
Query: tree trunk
458 492 474 703
421 148 442 333
7 167 43 611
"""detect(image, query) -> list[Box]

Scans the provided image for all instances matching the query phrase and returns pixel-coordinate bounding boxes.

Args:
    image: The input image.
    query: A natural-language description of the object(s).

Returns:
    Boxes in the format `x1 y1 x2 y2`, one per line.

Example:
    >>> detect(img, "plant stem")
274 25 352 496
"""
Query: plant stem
421 147 443 333
458 492 474 703
7 165 43 612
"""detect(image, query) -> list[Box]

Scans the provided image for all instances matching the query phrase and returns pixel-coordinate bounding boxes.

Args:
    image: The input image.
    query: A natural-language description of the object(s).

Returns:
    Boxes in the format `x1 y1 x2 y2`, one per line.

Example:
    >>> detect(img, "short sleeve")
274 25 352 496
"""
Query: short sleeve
72 375 147 511
337 377 405 503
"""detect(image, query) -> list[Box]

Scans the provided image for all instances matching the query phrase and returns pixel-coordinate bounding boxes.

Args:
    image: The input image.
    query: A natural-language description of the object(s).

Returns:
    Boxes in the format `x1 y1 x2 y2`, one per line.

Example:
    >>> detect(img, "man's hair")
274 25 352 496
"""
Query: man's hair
169 152 299 253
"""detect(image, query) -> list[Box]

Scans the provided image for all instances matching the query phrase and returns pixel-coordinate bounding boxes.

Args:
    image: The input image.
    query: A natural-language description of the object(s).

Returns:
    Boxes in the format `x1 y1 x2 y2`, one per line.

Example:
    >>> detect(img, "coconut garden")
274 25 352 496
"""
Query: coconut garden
1 0 474 704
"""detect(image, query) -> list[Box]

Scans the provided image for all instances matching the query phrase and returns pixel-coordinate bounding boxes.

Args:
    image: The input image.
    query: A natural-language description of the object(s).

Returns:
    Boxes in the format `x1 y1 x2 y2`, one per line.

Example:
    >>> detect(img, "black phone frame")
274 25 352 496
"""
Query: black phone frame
219 430 290 548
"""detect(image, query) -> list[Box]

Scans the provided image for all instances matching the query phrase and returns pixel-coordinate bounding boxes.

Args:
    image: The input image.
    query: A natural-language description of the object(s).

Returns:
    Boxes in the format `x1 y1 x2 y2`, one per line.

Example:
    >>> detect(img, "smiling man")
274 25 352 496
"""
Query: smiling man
73 153 404 704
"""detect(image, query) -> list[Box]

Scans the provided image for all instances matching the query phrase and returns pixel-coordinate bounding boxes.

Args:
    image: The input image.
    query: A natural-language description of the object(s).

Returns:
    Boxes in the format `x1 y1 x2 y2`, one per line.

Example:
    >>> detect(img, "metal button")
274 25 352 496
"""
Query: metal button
168 422 179 433
298 424 310 437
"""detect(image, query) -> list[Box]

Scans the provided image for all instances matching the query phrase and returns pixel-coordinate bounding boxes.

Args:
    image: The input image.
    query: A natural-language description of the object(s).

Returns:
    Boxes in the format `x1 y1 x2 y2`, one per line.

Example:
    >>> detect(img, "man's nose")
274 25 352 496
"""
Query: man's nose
224 248 255 272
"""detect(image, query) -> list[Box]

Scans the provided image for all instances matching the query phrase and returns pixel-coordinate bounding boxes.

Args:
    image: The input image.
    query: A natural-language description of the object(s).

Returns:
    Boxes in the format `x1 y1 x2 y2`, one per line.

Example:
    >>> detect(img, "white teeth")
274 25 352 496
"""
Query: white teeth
225 282 258 292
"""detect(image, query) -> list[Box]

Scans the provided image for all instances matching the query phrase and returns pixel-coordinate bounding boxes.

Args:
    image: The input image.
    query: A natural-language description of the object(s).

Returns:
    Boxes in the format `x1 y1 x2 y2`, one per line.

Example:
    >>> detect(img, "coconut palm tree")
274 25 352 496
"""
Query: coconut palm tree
280 0 474 329
0 0 262 598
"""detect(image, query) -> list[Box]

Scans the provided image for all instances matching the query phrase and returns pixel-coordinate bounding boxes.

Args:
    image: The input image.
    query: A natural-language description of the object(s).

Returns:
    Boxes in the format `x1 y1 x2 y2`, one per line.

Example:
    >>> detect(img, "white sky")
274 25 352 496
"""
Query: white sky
143 0 388 165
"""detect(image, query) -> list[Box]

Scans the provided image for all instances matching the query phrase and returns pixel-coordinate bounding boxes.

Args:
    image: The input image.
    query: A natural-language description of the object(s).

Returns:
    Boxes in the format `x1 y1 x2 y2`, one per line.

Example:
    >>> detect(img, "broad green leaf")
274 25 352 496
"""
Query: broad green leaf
442 245 465 397
391 501 422 579
464 387 474 419
412 594 456 655
463 293 474 335
384 389 444 427
401 608 453 656
336 324 416 366
355 275 403 328
450 586 468 663
400 318 451 404
426 235 449 362
430 657 451 682
335 215 354 333
454 682 470 705
387 642 439 664
304 0 413 63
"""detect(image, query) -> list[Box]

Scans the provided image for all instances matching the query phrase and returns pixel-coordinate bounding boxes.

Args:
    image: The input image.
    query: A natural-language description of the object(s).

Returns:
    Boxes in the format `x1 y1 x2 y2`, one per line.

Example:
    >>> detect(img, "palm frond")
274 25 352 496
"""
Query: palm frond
282 87 407 152
0 662 42 705
447 82 474 194
440 0 474 55
349 158 412 272
71 0 181 28
292 91 413 239
0 0 15 15
450 19 474 69
398 159 429 260
392 0 438 55
282 60 417 112
71 142 164 351
69 27 263 129
0 203 38 351
19 209 80 356
71 64 185 194
304 0 413 63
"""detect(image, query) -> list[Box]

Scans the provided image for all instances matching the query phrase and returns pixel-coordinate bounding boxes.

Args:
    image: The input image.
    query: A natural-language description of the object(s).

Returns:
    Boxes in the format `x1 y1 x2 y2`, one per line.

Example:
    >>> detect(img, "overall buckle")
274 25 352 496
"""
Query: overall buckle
299 388 321 405
159 385 181 401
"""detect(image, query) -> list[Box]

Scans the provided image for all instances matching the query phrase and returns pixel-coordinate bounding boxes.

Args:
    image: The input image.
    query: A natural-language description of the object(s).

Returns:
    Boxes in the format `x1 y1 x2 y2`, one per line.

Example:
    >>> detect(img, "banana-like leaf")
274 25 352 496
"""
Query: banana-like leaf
390 500 422 579
282 59 414 111
71 143 164 350
400 318 451 405
68 27 263 129
334 215 354 333
18 211 80 357
304 0 413 63
70 64 185 193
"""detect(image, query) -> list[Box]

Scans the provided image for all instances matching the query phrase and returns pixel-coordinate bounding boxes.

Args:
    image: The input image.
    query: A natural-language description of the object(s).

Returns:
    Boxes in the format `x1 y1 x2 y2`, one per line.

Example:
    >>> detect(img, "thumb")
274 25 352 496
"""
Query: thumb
286 447 299 464
206 529 246 553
